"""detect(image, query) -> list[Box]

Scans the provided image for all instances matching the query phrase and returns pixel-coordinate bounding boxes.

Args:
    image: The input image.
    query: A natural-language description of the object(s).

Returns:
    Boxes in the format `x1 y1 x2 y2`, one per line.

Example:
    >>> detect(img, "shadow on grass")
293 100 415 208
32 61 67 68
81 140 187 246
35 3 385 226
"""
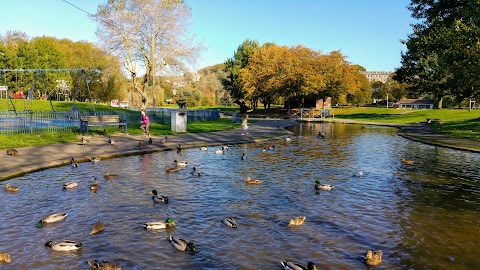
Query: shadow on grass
434 118 480 140
335 113 404 119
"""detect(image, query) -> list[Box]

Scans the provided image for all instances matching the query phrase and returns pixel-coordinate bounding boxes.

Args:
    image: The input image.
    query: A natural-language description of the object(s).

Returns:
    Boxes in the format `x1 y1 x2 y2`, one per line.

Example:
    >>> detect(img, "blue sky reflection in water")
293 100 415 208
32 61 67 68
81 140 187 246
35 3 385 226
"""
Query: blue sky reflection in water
1 123 479 269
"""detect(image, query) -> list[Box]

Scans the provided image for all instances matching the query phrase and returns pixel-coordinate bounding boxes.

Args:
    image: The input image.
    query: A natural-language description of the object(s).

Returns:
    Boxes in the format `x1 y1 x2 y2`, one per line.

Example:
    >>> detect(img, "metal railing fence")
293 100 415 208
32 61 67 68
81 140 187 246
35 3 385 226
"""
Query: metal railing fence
0 109 220 134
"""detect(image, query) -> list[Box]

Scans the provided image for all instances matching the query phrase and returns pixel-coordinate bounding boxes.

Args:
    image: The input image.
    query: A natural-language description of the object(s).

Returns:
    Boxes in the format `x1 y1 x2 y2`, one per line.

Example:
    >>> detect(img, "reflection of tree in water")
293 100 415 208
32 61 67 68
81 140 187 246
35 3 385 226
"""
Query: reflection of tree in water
393 144 480 269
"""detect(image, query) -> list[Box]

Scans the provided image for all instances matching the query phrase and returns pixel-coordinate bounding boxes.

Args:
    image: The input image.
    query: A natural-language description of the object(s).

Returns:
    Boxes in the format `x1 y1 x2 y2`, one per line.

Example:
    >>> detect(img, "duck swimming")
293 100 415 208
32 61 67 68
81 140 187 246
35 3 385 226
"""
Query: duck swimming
89 221 106 235
174 160 188 167
169 235 197 252
151 189 169 203
166 166 180 174
281 261 317 270
63 182 78 189
314 180 333 191
88 260 121 270
90 157 101 163
5 184 19 193
104 171 120 180
200 146 208 151
0 253 11 263
143 218 176 230
192 167 202 177
45 240 82 251
364 250 383 266
222 217 238 228
90 177 100 191
36 213 68 227
245 177 262 185
241 153 246 160
214 147 224 155
288 216 306 227
401 158 414 165
70 158 78 168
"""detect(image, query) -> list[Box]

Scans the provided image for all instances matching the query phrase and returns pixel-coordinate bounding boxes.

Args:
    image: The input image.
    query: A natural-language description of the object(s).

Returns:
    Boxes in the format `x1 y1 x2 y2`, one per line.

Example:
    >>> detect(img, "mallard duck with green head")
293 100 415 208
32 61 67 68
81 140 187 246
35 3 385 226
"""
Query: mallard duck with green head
36 213 68 227
143 218 175 230
314 180 333 191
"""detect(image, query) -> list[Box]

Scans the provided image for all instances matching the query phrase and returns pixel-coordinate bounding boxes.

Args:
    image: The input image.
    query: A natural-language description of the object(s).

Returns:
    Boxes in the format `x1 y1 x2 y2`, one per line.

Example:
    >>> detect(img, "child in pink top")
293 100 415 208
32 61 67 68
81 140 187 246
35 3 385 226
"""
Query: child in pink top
140 109 150 137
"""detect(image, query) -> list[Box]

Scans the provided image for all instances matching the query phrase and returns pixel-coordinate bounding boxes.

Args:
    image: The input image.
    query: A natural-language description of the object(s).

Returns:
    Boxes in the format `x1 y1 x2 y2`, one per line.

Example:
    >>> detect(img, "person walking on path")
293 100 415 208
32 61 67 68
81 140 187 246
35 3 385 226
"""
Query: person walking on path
140 109 150 137
242 114 249 135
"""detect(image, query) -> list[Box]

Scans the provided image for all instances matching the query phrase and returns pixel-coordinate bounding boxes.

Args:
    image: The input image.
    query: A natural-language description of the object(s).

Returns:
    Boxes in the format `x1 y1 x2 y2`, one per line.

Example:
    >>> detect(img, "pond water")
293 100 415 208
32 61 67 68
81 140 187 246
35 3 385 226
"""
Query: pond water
1 122 479 269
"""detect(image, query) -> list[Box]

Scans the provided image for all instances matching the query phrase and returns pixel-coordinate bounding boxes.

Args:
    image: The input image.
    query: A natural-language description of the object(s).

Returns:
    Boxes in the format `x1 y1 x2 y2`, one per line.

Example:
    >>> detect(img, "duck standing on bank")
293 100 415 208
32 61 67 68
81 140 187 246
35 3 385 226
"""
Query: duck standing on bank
6 149 18 156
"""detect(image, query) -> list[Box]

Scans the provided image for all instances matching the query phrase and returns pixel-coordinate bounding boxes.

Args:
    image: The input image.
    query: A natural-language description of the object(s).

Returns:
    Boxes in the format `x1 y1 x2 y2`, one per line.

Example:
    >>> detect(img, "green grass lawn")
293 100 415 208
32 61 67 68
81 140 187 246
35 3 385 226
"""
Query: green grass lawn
1 99 479 147
330 107 480 140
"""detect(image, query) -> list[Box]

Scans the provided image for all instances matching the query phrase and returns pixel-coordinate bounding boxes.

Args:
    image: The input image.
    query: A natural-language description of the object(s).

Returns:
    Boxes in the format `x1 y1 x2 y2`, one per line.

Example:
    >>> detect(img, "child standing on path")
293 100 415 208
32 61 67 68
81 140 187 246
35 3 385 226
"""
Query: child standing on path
140 109 150 137
242 114 249 135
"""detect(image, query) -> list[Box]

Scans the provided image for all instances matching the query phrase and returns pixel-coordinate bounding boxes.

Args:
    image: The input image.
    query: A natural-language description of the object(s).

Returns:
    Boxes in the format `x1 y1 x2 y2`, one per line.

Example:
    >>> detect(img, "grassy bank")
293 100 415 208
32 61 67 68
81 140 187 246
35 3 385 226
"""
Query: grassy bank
0 118 240 149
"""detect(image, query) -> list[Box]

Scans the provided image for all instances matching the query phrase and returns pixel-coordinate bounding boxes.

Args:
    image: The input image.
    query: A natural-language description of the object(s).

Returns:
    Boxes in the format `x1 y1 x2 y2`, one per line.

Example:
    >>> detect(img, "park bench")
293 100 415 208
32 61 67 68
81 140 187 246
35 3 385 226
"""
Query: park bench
80 115 128 134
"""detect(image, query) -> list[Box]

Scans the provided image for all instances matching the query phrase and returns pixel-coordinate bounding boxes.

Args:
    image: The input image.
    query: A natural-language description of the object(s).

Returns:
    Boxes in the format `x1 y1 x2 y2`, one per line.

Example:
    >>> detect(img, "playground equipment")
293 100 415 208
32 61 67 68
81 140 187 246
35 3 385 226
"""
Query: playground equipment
0 69 94 114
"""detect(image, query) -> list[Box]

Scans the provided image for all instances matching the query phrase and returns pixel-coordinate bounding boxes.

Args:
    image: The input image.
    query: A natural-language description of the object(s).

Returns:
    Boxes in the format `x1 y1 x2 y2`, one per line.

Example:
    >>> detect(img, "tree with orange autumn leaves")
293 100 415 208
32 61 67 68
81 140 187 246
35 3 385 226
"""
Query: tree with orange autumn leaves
230 41 370 110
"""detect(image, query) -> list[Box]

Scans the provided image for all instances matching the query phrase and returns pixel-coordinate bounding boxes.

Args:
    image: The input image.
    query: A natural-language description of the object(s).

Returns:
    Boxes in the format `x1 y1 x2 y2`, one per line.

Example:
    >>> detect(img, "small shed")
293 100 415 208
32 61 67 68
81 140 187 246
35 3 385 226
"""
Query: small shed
398 99 434 109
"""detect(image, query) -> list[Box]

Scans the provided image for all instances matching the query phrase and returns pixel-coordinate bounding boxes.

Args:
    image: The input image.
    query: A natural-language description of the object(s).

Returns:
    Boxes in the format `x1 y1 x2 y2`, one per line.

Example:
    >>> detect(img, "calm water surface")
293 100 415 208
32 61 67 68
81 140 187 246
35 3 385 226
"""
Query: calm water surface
1 123 479 269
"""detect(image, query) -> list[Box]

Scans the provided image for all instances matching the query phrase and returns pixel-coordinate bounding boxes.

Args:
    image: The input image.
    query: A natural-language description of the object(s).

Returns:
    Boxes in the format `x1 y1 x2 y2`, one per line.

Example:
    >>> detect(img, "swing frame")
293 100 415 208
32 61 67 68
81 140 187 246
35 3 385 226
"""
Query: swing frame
0 69 94 114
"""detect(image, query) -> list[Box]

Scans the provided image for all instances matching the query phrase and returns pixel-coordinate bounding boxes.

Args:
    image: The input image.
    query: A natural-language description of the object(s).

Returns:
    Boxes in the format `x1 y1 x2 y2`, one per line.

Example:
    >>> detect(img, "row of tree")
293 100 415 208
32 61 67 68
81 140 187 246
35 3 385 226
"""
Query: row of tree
222 39 371 112
0 31 128 102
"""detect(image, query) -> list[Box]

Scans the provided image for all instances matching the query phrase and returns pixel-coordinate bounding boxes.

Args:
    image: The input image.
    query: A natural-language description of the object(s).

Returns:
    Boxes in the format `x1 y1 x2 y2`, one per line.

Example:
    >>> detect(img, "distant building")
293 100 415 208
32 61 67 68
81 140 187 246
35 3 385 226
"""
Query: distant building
364 71 393 83
398 98 434 109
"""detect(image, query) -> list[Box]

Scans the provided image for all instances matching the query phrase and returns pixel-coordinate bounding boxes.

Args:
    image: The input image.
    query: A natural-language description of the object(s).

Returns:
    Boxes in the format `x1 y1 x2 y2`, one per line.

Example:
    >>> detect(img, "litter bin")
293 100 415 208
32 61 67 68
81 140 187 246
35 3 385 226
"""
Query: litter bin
171 110 187 132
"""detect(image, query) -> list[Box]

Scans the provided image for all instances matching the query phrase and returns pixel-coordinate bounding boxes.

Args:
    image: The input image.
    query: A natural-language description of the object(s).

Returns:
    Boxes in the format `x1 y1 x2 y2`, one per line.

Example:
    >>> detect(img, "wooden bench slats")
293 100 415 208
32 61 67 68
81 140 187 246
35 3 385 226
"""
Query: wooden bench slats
80 115 127 134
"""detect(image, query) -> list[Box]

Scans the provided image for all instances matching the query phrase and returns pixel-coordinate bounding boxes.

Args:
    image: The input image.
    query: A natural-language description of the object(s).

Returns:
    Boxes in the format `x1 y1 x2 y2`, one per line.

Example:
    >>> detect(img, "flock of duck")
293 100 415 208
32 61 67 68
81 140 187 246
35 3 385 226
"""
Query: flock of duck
1 134 416 269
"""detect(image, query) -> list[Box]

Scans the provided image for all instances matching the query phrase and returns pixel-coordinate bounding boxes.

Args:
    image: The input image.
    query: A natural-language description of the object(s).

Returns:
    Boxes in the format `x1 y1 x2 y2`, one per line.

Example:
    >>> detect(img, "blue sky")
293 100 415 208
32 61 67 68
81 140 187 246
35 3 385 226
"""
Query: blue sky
0 0 415 72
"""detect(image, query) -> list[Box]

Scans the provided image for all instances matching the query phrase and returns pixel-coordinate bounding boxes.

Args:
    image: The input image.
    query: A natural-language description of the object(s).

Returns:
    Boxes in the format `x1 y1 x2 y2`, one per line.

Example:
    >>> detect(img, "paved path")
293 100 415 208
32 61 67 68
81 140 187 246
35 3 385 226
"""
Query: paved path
0 119 296 180
1 118 479 181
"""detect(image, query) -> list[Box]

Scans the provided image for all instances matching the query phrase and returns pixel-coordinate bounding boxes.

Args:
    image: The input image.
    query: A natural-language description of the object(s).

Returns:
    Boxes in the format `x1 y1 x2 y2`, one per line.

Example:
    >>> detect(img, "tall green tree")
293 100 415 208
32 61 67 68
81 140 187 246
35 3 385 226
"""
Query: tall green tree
222 39 259 112
394 0 480 108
